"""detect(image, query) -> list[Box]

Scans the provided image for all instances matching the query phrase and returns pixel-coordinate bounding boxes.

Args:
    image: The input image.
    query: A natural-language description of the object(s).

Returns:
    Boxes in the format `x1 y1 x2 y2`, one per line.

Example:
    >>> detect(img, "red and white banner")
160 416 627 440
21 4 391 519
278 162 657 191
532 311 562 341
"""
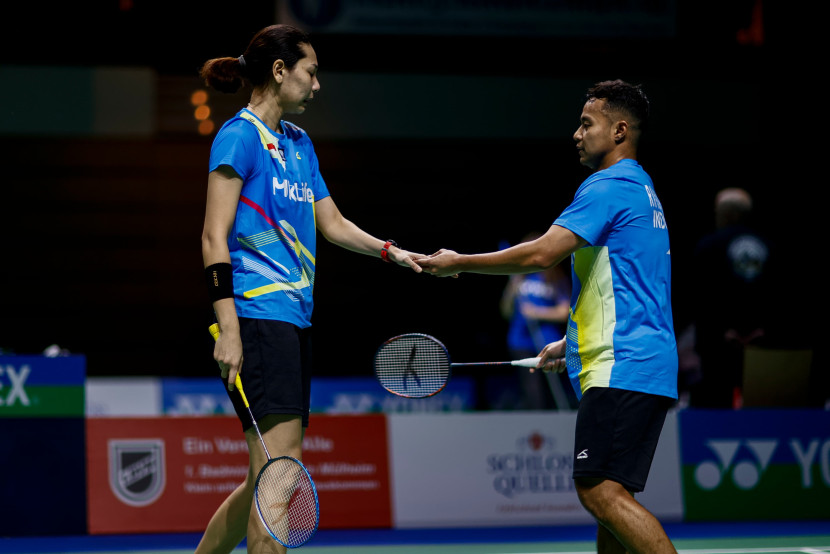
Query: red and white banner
301 414 392 528
86 415 391 534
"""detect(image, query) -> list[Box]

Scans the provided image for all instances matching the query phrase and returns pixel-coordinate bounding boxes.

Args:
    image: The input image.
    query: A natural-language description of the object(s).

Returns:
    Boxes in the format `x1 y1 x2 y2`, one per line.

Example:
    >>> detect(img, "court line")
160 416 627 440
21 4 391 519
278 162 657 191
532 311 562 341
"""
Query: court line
431 547 830 554
479 549 830 554
0 543 830 554
677 546 830 554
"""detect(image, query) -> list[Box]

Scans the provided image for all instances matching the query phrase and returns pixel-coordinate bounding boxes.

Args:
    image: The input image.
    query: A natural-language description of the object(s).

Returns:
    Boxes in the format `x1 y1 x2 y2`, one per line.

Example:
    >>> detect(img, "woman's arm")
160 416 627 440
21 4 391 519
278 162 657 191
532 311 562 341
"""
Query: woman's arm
314 196 423 272
201 166 245 390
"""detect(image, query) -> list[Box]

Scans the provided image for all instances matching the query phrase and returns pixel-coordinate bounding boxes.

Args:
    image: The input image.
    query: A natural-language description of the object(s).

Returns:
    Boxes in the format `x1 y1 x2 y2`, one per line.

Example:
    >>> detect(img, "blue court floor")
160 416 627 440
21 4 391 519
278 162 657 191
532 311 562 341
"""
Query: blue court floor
2 521 830 554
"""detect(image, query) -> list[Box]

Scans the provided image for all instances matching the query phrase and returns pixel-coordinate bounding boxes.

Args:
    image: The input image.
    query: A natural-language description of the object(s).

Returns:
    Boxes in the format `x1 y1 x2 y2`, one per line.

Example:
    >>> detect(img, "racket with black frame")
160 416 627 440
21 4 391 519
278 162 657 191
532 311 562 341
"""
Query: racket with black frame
209 323 319 548
374 332 545 399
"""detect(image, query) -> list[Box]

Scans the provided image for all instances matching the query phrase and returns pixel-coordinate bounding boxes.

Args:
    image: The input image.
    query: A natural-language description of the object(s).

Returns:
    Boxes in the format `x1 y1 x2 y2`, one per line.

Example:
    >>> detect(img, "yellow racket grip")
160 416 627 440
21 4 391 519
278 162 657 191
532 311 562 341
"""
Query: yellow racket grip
234 374 249 406
208 323 249 405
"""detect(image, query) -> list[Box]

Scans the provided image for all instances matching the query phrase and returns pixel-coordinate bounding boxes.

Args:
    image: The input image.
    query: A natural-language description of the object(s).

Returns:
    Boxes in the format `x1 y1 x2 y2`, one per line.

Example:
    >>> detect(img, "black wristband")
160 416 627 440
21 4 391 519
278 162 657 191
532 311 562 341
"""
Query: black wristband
205 263 234 302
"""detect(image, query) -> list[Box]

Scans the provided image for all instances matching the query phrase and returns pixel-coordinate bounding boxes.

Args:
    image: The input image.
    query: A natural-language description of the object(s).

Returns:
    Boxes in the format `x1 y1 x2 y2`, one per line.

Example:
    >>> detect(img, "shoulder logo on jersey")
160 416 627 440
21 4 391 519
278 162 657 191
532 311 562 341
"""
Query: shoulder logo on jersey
240 111 287 170
266 142 287 168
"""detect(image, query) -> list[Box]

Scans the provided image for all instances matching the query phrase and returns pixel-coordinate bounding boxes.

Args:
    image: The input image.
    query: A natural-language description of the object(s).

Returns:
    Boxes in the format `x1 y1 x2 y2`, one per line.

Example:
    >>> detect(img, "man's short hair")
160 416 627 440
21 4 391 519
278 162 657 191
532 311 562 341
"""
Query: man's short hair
586 80 650 131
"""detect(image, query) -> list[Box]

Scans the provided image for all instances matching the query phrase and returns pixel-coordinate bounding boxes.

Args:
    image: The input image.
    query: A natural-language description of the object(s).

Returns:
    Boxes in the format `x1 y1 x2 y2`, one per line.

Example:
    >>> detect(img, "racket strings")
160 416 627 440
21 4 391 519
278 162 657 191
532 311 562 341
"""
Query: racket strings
256 459 318 547
374 335 450 397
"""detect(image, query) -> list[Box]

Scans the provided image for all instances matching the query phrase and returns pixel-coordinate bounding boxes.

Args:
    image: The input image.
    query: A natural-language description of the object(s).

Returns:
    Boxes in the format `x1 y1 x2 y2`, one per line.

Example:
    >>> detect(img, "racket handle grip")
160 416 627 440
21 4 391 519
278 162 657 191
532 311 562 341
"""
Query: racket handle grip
513 357 541 368
234 374 250 406
208 323 250 404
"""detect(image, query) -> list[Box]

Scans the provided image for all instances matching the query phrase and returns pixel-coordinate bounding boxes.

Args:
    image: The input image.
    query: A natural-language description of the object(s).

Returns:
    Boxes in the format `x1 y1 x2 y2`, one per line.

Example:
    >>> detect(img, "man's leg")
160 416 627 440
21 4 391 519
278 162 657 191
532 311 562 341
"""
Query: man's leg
596 523 626 554
576 477 676 554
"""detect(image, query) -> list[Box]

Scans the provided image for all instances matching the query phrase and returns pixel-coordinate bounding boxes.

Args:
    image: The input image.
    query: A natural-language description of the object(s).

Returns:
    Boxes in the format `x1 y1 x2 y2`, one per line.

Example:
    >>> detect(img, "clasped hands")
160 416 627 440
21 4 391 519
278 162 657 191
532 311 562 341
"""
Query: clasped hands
410 249 567 373
411 249 461 278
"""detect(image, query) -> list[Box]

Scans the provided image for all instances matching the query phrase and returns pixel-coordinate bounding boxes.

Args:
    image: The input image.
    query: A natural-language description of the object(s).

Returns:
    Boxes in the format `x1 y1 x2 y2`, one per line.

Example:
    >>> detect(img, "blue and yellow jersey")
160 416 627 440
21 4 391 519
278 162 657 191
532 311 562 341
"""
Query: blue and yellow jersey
553 159 677 400
209 109 331 328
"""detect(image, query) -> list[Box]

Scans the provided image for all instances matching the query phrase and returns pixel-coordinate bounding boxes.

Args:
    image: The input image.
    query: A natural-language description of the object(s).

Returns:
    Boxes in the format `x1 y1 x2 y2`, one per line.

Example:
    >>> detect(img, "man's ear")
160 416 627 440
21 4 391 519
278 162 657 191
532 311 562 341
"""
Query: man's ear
614 120 628 143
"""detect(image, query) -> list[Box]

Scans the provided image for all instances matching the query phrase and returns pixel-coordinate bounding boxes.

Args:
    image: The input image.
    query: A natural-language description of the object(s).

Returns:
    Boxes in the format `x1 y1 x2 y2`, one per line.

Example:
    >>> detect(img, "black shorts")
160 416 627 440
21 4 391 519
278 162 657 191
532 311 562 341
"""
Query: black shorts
573 387 674 492
223 318 313 431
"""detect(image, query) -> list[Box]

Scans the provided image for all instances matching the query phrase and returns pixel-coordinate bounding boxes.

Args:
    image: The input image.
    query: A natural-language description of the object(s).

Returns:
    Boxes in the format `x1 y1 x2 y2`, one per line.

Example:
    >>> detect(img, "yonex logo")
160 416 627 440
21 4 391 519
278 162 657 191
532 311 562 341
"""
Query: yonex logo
695 437 830 491
0 365 30 407
167 393 234 415
577 449 589 460
695 439 777 490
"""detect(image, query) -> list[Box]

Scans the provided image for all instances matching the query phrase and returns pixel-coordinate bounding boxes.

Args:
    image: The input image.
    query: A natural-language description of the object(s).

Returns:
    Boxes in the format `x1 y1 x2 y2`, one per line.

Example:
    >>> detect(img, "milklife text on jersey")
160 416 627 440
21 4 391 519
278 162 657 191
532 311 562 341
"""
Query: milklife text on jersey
274 177 314 203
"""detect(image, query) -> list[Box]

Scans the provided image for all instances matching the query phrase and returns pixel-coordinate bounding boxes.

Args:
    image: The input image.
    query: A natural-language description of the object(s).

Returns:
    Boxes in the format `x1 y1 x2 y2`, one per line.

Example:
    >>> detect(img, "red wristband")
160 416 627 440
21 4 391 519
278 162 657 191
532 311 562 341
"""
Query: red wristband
381 240 397 263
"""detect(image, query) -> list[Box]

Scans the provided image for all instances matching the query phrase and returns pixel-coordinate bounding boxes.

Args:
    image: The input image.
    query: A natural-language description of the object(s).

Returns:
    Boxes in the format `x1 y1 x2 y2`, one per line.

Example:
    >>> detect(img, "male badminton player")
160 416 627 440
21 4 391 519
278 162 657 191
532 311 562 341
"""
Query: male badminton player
198 24 424 554
416 80 678 554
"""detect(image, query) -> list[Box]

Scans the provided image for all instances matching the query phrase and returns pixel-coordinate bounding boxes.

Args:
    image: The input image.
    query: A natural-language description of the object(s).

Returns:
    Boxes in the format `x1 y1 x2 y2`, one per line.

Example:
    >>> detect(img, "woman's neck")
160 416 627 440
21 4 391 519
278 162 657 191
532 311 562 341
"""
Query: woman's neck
246 92 282 133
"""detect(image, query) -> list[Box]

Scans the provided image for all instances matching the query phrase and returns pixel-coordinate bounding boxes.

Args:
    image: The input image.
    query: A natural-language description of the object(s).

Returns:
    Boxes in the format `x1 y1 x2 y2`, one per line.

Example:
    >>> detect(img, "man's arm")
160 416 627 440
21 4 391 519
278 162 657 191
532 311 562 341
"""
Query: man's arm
416 225 586 277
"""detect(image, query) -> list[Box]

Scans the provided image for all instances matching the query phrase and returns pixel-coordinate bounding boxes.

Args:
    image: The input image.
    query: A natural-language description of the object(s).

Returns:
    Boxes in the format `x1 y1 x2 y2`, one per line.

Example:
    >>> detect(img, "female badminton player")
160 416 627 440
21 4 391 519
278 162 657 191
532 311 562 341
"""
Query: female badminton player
197 24 423 554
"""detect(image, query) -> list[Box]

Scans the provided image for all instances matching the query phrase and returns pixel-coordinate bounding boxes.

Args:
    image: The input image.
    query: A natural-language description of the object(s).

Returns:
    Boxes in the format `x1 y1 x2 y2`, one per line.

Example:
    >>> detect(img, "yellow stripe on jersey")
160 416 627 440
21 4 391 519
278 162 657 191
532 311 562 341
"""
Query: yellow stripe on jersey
278 219 316 265
238 111 286 167
241 225 316 266
571 245 617 392
239 218 316 299
244 271 311 299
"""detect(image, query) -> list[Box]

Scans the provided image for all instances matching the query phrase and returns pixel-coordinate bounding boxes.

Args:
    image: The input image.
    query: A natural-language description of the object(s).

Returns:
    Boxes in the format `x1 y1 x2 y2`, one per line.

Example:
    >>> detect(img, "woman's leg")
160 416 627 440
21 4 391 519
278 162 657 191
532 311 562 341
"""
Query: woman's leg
244 414 303 554
195 414 303 554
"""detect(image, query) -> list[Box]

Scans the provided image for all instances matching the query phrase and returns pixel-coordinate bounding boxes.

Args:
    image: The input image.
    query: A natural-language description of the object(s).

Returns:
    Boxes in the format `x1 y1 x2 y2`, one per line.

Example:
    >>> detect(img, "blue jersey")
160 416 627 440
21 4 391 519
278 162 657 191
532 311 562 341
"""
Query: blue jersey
553 159 677 400
506 272 569 352
209 109 330 328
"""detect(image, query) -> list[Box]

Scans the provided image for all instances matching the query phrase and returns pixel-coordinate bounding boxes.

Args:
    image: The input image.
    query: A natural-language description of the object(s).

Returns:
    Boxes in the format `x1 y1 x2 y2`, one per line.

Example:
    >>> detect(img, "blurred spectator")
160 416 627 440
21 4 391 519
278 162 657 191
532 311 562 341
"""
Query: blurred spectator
498 232 576 410
675 323 701 408
688 187 772 408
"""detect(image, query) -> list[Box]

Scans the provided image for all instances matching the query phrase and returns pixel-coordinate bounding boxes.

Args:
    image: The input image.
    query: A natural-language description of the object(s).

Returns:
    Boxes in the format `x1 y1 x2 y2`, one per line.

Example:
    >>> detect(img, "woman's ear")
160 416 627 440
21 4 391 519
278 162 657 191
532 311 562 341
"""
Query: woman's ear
272 59 285 83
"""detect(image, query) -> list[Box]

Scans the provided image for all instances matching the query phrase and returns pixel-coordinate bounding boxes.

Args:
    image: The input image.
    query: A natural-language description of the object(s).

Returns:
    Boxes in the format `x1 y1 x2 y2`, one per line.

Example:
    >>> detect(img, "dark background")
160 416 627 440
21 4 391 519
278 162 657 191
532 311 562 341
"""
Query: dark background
0 2 816 398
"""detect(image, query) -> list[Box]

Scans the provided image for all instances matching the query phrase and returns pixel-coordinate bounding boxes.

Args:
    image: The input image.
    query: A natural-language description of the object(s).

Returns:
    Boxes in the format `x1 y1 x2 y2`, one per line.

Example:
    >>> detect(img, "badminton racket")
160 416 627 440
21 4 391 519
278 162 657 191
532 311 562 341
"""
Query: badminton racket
374 332 542 399
209 323 319 548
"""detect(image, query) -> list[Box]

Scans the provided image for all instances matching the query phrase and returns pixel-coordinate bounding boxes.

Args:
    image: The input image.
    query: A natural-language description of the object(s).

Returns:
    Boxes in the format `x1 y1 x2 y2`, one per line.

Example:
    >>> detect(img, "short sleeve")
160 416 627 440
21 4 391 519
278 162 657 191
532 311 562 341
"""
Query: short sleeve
208 119 260 180
553 177 621 246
